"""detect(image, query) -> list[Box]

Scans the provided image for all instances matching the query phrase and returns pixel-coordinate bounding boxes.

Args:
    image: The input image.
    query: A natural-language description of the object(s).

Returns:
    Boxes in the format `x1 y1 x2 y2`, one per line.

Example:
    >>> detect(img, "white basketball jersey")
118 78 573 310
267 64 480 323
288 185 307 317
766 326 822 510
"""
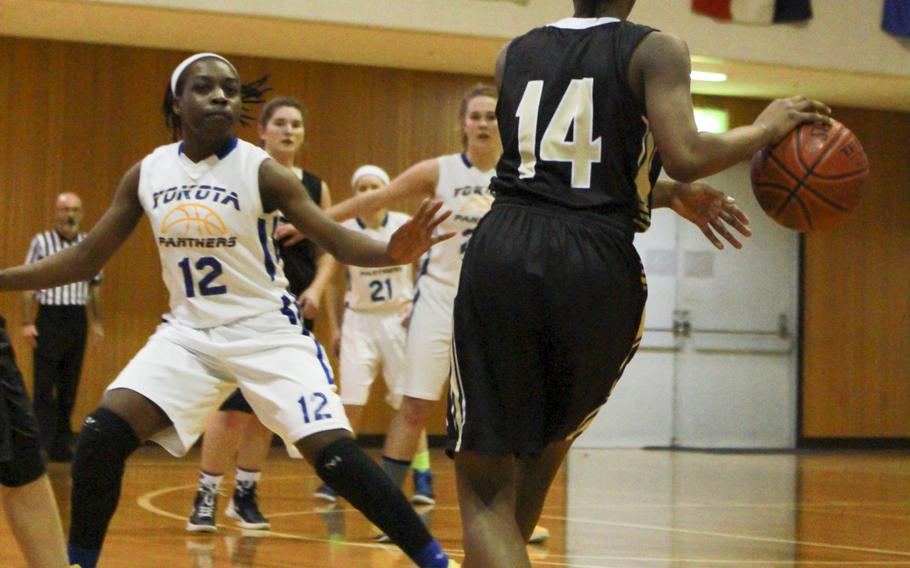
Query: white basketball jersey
342 212 414 311
424 153 494 288
138 138 295 328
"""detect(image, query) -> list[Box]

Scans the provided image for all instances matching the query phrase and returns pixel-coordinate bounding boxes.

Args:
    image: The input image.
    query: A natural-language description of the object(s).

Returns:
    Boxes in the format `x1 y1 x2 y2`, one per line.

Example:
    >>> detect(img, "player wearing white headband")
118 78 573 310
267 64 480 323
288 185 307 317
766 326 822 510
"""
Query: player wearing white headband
0 53 459 568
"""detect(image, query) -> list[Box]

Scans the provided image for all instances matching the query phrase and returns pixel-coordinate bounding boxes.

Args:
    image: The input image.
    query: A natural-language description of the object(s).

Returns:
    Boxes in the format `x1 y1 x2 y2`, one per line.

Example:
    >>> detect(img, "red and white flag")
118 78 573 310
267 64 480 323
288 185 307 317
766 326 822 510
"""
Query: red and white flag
692 0 812 25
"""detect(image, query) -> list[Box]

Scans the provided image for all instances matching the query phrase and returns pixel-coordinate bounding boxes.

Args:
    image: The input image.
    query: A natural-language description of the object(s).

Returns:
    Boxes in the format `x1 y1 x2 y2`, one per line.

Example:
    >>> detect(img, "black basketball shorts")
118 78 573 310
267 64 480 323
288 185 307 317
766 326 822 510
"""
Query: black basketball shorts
447 198 646 455
0 322 46 487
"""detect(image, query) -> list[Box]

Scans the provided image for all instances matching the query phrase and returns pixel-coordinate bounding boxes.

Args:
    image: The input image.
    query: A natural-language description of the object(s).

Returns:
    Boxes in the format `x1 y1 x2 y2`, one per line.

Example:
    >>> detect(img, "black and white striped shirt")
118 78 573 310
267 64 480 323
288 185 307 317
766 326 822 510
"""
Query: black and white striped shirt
24 230 102 305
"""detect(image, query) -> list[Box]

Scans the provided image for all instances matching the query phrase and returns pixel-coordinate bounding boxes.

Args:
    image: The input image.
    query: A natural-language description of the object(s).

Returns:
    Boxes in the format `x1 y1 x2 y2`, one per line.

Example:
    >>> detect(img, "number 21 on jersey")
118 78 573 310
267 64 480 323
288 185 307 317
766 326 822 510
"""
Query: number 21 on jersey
516 78 601 189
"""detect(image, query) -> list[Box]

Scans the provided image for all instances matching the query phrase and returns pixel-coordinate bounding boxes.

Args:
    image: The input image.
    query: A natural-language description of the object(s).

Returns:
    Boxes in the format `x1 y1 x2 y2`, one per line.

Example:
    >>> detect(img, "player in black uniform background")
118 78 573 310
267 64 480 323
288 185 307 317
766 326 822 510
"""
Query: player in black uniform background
447 1 831 565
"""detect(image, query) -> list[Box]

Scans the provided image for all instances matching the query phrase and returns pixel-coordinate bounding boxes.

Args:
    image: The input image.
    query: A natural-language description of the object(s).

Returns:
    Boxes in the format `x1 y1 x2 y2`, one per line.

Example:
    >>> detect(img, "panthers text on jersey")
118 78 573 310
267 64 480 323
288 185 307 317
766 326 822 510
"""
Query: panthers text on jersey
137 138 296 328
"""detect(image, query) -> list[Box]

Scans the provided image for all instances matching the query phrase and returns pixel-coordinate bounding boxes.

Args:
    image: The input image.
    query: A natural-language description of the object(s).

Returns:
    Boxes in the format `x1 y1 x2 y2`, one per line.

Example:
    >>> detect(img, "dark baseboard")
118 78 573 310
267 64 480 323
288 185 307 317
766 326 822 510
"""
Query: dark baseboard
798 437 910 450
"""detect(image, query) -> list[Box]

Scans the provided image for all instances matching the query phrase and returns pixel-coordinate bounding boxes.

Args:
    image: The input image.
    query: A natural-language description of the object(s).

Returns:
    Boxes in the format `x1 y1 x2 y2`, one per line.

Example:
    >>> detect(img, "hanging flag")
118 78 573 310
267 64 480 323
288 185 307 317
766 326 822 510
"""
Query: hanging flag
883 0 910 37
692 0 812 25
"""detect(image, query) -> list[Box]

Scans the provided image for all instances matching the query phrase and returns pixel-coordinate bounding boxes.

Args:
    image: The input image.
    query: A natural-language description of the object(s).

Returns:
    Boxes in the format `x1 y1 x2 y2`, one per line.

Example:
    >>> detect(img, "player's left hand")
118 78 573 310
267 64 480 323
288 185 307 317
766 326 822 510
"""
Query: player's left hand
297 288 320 319
386 199 454 264
670 182 751 250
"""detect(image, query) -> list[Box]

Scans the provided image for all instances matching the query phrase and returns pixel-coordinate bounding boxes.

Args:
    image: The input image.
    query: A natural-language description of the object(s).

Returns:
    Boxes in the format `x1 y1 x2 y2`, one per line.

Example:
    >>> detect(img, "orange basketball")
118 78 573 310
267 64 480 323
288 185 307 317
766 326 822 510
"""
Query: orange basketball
750 119 868 232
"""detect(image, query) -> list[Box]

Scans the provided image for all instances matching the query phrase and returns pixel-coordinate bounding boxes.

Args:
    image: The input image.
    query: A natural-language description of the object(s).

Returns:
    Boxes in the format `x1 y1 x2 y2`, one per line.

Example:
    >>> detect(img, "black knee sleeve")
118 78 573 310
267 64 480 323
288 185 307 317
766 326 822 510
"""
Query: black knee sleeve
69 408 140 550
315 438 434 561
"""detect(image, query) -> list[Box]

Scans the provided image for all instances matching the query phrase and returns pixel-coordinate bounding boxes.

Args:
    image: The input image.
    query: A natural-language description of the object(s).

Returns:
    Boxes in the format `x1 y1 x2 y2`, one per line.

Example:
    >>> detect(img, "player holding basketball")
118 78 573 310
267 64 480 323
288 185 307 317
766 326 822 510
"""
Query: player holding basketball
448 1 831 566
0 53 458 568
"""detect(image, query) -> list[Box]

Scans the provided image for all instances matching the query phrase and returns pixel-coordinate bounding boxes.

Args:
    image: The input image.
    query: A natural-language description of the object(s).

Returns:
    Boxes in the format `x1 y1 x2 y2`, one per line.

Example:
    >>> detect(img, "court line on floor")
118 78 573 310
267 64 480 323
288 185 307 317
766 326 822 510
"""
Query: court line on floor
137 480 910 566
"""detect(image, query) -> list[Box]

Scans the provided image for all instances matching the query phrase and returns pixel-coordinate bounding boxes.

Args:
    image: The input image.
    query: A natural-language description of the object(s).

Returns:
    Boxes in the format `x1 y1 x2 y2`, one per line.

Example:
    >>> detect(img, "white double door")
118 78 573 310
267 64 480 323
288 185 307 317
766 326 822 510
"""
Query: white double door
577 163 800 449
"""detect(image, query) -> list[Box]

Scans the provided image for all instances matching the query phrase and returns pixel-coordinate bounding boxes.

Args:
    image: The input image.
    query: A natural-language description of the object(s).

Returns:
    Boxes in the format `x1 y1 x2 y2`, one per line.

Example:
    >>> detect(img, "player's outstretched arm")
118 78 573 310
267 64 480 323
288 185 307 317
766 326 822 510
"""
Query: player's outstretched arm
275 159 439 247
325 159 438 223
630 32 831 183
260 159 450 267
653 179 751 250
0 163 144 291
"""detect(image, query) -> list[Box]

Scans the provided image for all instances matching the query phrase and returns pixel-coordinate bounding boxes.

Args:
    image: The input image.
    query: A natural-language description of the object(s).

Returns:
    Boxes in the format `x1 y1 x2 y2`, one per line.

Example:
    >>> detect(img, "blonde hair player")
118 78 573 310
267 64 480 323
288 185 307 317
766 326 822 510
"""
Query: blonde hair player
0 53 459 568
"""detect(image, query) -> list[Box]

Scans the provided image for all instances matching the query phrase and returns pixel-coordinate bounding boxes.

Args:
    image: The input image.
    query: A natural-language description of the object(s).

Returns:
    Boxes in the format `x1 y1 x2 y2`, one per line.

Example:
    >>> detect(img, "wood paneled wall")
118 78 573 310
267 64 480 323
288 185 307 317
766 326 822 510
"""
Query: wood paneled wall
693 95 910 440
801 107 910 439
1 38 906 441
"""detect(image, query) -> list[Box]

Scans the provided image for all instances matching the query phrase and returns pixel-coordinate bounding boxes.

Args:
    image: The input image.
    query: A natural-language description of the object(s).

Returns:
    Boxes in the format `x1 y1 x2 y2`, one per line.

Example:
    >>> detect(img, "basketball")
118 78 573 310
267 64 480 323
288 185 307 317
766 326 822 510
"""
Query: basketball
750 119 868 232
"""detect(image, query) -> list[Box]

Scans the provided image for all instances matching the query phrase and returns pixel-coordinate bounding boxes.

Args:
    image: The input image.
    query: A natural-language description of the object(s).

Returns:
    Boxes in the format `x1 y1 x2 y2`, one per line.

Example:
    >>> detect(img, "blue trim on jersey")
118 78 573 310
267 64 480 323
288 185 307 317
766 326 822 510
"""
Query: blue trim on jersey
177 137 238 160
258 218 277 281
312 336 334 385
460 152 473 169
215 137 238 159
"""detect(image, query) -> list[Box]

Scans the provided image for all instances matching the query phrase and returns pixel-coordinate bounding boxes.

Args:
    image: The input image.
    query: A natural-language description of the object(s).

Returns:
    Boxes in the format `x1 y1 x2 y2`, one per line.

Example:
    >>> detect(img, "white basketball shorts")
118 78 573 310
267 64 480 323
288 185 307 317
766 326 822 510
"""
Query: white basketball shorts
338 307 408 409
107 310 350 458
399 275 456 401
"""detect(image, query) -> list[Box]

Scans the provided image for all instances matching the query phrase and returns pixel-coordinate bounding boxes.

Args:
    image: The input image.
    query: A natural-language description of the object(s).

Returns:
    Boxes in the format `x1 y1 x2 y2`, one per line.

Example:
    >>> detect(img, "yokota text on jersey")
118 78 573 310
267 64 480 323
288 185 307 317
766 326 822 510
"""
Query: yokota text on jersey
138 138 294 328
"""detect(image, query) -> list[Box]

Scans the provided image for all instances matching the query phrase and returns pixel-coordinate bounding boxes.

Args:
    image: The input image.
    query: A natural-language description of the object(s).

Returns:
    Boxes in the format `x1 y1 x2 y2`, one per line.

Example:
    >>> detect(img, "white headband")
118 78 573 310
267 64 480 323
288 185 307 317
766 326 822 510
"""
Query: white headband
170 52 237 96
351 165 391 188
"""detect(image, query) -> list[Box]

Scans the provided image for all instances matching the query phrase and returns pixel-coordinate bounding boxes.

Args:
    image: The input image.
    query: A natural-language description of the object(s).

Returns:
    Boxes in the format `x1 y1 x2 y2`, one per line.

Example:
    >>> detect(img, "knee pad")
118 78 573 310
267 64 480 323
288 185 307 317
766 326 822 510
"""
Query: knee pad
71 408 140 487
0 435 45 488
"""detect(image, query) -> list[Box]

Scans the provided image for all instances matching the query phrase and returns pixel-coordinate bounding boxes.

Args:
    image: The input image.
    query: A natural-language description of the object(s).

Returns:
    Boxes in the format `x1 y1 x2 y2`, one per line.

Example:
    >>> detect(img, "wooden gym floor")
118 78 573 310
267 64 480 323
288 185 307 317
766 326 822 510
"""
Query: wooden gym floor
1 447 908 567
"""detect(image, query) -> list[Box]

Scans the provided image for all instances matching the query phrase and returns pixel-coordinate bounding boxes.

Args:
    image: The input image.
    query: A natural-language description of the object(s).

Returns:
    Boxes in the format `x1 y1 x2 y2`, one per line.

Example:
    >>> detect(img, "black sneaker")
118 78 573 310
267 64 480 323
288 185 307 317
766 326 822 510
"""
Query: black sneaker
187 486 218 533
226 482 271 530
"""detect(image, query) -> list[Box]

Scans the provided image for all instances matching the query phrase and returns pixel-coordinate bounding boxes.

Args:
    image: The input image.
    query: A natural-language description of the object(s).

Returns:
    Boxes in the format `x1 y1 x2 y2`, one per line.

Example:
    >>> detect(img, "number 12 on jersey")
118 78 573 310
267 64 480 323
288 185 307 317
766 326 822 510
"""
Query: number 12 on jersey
516 78 601 189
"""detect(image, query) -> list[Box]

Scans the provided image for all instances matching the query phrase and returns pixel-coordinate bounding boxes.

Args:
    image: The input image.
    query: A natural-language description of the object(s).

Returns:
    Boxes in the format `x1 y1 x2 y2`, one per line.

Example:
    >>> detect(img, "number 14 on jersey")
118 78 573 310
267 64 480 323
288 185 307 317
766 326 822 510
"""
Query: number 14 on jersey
516 78 601 189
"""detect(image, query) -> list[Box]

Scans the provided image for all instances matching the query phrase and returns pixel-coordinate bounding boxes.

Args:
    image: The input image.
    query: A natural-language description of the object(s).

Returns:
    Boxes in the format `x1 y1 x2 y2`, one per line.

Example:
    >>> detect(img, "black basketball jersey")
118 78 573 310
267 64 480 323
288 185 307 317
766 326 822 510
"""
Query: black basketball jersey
280 170 322 296
492 17 661 232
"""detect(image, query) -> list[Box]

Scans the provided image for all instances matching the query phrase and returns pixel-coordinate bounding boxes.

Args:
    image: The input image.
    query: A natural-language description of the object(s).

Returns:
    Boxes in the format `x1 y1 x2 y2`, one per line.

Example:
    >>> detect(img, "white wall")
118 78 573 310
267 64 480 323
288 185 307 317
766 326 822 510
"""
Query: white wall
90 0 910 77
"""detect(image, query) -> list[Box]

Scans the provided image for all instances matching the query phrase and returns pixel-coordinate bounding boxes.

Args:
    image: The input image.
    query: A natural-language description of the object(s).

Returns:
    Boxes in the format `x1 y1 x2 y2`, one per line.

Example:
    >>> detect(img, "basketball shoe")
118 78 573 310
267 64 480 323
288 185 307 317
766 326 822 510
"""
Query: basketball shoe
226 480 270 530
186 485 218 533
411 470 436 505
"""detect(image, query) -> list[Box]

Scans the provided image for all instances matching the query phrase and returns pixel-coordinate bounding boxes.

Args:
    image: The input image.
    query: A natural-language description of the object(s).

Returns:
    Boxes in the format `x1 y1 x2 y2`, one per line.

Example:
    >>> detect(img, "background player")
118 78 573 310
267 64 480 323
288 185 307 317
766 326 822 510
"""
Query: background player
187 96 338 533
0 53 458 568
311 165 432 505
448 1 831 566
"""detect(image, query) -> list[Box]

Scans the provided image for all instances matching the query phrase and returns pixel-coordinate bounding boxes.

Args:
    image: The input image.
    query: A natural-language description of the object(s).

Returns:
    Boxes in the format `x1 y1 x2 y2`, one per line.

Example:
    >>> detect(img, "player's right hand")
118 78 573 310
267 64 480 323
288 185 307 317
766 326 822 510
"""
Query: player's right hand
754 95 832 145
21 323 37 349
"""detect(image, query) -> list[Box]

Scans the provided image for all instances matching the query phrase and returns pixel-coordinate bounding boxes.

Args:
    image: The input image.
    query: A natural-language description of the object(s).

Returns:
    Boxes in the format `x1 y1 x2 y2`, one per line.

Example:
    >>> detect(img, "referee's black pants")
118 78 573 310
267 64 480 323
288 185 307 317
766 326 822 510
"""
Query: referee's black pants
33 305 87 459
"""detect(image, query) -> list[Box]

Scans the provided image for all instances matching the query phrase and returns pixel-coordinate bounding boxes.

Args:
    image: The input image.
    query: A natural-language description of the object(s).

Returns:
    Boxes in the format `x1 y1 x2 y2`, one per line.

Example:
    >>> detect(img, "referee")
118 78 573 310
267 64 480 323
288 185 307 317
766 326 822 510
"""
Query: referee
20 193 103 462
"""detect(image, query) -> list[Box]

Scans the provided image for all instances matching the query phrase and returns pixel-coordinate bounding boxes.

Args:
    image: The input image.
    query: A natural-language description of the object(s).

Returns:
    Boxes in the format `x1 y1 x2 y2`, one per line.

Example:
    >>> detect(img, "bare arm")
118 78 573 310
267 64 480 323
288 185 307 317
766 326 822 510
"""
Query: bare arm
630 32 830 183
88 284 104 338
320 257 344 356
0 164 144 291
324 159 438 222
259 160 451 267
494 41 512 91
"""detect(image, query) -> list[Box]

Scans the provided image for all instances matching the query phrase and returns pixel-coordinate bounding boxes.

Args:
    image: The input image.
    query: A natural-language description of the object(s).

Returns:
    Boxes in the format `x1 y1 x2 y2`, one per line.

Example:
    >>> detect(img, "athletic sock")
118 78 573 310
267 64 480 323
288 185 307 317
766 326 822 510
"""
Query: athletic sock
199 470 223 493
234 467 260 489
381 455 412 489
412 449 431 473
315 438 448 567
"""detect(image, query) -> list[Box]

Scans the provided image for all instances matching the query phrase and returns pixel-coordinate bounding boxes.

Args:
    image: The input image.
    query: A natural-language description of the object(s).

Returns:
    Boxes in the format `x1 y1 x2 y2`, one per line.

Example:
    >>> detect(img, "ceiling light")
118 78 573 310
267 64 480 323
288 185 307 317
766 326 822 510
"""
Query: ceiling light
691 71 728 82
